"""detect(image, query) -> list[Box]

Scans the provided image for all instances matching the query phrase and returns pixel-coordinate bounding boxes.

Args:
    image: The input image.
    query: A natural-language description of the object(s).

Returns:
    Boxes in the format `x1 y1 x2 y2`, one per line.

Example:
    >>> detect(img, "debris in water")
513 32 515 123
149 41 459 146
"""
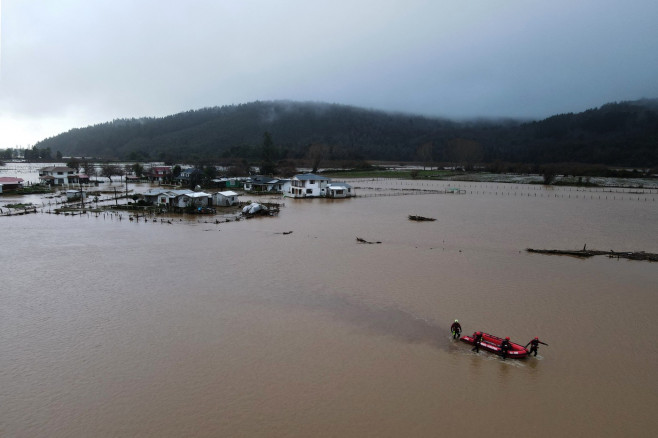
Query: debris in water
526 248 658 262
356 237 381 244
408 215 436 221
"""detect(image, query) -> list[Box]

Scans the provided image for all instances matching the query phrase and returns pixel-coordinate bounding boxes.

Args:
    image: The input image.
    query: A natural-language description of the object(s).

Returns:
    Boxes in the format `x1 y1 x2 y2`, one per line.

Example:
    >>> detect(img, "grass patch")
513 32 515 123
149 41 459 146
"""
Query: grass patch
5 203 34 209
322 169 454 179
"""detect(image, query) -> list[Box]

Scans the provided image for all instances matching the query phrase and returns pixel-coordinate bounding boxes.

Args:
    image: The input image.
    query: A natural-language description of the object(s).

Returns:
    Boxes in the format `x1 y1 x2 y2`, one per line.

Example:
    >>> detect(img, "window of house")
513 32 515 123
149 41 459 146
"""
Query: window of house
306 189 312 194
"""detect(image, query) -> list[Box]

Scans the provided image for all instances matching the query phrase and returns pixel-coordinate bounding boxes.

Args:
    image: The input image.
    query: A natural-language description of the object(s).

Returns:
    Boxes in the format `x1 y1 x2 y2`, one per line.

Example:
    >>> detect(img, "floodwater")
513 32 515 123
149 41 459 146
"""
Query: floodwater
1 179 657 437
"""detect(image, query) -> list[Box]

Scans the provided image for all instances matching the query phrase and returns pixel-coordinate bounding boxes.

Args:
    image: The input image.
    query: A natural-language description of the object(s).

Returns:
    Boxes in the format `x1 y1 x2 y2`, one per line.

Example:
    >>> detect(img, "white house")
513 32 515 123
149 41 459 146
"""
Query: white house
39 166 77 186
142 188 175 205
285 173 331 198
212 191 240 206
172 191 210 208
327 182 354 198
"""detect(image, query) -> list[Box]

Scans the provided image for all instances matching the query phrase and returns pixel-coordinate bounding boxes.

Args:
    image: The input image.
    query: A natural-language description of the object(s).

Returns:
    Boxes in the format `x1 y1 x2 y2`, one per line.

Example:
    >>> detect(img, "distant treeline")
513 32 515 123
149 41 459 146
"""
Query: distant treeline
27 99 658 168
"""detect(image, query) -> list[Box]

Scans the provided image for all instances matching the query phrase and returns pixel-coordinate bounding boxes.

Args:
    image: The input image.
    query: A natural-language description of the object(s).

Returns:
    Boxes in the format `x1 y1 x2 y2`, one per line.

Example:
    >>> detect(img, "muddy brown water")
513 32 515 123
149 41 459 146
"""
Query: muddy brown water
2 181 657 437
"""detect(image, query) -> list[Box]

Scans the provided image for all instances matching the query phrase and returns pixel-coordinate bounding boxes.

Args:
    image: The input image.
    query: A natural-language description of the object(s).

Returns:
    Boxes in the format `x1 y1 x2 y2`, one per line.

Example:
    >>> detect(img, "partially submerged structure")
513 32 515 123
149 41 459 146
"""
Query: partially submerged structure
213 191 240 206
327 182 354 198
141 188 237 208
0 177 24 193
284 174 354 198
39 167 78 186
244 175 286 193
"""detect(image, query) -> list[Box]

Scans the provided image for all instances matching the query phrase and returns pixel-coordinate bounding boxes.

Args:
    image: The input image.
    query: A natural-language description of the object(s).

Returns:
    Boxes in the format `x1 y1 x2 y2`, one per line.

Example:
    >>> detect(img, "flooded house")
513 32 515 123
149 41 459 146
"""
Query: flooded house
38 166 78 186
327 182 354 198
244 175 285 193
284 173 331 198
141 188 210 208
0 177 24 193
146 166 172 183
212 191 240 206
172 190 210 208
142 188 175 205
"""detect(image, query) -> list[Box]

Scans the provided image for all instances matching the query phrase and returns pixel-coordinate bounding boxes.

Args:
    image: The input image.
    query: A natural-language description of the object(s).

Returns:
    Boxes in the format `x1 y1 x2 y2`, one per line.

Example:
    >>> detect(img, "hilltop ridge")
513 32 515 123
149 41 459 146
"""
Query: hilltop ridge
32 99 658 167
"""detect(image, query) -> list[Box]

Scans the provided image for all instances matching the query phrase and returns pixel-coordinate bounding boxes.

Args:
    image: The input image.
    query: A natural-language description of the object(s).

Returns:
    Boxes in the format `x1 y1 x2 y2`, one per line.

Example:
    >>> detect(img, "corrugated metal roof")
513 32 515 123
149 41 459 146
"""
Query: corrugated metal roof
294 173 330 181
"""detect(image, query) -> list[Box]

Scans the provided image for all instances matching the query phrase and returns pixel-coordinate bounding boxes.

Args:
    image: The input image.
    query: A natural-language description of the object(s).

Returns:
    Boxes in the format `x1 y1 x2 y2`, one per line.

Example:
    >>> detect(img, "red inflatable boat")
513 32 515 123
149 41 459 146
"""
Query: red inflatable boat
460 332 529 359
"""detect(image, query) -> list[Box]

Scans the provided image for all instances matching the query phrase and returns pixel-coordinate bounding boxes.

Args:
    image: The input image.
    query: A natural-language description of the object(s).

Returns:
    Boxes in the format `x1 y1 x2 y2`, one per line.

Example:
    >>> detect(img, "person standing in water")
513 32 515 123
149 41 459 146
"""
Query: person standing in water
472 332 483 352
525 337 548 356
450 319 462 339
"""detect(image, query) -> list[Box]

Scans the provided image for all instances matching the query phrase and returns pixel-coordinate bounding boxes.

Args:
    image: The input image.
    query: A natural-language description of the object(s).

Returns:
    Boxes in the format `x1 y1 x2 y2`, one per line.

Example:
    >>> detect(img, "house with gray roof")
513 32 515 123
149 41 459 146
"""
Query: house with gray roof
39 166 77 186
327 182 354 198
244 175 285 193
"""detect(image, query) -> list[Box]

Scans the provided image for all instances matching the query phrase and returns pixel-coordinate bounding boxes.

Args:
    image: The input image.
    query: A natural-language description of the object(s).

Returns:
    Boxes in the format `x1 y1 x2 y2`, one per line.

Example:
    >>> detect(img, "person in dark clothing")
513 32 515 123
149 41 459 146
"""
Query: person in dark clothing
450 319 462 339
471 332 483 352
500 337 511 359
525 337 548 356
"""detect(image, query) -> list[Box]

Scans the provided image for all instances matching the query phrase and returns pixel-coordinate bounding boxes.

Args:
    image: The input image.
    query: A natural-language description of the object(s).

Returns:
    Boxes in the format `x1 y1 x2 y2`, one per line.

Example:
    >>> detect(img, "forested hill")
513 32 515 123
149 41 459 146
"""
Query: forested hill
33 99 658 166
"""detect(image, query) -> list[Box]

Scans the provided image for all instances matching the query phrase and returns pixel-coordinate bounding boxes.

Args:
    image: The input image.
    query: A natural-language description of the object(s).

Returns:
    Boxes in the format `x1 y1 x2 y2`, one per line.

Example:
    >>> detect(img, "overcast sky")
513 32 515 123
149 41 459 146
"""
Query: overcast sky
1 0 657 149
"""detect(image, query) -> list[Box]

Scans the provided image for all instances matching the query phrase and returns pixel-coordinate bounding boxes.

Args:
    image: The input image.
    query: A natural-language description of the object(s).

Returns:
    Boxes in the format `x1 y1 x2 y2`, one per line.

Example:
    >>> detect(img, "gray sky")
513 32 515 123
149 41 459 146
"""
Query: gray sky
1 0 657 149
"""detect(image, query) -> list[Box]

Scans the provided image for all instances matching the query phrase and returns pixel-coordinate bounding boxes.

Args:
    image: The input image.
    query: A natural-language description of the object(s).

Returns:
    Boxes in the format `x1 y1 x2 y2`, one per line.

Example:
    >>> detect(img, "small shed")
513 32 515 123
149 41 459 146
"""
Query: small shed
0 177 24 193
65 189 87 200
174 191 210 208
213 191 240 206
327 182 354 198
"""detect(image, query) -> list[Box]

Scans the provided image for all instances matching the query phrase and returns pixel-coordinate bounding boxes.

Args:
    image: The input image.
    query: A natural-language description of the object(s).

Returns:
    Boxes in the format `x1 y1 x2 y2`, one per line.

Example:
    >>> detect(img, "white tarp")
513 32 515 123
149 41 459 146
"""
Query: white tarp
242 202 264 214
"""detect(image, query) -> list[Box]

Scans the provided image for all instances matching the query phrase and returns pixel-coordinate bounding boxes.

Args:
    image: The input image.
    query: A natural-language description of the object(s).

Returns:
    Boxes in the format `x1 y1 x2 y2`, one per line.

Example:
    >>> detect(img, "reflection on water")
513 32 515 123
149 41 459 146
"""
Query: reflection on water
1 178 657 437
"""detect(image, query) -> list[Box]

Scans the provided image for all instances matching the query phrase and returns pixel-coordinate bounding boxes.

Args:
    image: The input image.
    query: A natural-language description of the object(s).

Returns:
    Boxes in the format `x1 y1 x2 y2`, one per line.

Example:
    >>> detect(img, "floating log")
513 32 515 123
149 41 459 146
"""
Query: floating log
356 237 381 244
526 248 658 262
408 215 436 221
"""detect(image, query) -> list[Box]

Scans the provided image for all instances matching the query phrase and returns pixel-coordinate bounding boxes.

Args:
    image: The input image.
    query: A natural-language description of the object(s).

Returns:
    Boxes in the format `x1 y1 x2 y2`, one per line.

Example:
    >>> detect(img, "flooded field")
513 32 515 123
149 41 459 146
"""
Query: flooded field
1 175 657 437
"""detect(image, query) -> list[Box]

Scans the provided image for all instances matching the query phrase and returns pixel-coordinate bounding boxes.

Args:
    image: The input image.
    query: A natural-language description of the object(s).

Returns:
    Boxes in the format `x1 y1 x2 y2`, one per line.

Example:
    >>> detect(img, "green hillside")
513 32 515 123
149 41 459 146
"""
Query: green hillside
32 99 658 167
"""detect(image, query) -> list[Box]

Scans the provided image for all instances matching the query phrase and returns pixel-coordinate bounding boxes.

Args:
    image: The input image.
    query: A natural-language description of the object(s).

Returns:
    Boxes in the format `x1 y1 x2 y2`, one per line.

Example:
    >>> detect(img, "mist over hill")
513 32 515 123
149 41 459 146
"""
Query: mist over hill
33 99 658 167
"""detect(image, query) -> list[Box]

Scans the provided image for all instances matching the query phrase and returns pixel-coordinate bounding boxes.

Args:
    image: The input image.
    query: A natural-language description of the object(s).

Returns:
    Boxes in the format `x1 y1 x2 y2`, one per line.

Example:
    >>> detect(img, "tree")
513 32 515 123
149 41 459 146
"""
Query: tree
445 138 484 171
416 142 433 170
100 163 122 182
541 165 558 185
82 160 97 178
131 163 145 177
260 132 277 175
307 143 328 173
66 158 80 172
2 148 14 160
203 165 218 180
56 150 63 161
